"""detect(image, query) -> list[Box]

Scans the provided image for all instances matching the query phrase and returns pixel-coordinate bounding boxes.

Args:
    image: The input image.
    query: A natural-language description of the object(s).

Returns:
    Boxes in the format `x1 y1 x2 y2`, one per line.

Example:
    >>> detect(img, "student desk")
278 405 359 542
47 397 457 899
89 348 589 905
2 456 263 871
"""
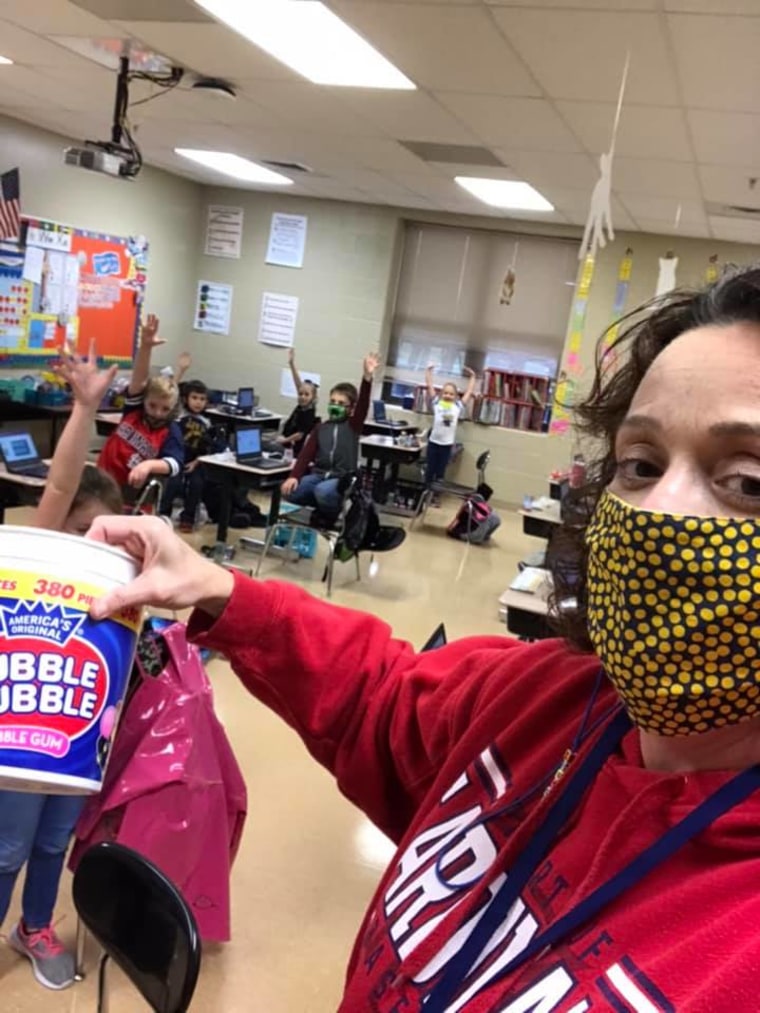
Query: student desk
360 435 422 502
197 451 292 548
0 461 47 523
95 413 120 437
362 420 420 439
518 502 562 540
499 587 553 640
206 408 283 434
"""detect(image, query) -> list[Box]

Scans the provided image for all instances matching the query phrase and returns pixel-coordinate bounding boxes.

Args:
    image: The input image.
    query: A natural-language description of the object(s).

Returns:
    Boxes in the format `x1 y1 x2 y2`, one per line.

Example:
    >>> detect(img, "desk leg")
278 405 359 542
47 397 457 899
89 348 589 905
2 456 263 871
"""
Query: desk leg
216 475 233 544
268 484 282 527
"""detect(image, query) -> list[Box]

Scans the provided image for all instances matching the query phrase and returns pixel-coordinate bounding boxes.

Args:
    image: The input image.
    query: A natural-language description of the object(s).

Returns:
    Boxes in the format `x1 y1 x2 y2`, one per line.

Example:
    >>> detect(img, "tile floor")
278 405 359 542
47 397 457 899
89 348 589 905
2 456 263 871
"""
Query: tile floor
0 500 538 1011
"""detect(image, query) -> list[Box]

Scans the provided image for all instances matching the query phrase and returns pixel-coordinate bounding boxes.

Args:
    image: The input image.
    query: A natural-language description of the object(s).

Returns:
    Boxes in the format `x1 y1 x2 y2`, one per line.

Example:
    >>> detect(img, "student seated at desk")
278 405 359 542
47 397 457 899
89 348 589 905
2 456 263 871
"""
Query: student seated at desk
275 349 319 458
98 314 184 503
281 353 379 523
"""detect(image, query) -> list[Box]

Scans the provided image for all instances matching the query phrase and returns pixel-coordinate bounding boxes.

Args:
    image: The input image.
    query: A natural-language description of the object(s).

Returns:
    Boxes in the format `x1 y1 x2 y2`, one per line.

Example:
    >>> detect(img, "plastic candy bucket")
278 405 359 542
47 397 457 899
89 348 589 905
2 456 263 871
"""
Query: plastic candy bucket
0 526 141 794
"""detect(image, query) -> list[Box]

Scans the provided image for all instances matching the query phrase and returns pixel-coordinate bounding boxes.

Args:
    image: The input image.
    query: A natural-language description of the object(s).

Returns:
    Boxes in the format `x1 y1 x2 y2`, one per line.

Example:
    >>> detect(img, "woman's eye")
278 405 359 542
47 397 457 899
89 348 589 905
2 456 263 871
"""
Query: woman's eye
615 457 662 483
717 474 760 499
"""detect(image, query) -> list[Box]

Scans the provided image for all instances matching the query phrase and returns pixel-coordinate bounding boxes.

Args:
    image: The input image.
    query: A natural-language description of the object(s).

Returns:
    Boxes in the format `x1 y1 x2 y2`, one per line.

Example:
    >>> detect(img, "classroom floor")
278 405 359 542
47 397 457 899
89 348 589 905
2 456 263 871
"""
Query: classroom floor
0 501 537 1011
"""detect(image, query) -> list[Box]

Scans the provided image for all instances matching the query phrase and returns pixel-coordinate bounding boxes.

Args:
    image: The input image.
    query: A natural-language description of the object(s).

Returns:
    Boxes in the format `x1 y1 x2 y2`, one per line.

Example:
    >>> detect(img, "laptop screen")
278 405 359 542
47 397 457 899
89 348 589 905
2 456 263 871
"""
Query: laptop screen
222 391 237 406
421 624 447 652
238 387 254 410
373 400 387 422
0 431 38 464
237 427 261 456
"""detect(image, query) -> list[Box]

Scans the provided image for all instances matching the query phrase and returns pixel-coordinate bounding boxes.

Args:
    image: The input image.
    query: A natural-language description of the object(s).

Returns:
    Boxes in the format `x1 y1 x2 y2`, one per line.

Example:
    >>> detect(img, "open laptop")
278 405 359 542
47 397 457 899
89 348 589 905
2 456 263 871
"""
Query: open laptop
237 386 254 415
0 430 49 479
373 400 406 428
235 427 286 470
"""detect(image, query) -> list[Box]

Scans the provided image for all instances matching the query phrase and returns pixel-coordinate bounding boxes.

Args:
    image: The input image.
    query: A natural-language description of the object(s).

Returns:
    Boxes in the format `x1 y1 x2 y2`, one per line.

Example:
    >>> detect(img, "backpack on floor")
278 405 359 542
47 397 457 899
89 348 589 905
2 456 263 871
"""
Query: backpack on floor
447 493 501 544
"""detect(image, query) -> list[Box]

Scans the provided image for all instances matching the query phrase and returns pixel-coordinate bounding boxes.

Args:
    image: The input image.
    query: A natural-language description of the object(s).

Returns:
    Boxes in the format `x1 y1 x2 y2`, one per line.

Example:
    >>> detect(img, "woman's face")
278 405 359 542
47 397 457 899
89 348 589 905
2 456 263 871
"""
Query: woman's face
609 322 760 518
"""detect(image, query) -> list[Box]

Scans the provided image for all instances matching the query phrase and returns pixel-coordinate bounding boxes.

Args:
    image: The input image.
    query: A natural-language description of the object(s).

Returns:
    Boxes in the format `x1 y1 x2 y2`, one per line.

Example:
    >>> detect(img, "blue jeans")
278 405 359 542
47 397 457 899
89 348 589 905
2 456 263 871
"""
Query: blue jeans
425 441 453 485
0 791 85 929
288 474 342 519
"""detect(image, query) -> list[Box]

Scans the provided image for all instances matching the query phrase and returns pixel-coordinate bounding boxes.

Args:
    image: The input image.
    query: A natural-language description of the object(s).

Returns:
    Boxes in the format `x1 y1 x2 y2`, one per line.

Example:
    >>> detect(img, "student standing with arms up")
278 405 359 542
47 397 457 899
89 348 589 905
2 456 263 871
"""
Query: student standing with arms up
424 364 476 498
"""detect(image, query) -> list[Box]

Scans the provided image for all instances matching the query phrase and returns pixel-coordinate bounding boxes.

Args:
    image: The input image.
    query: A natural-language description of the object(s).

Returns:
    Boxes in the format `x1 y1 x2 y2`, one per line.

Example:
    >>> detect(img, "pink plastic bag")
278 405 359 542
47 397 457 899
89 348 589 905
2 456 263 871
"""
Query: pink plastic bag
69 622 247 942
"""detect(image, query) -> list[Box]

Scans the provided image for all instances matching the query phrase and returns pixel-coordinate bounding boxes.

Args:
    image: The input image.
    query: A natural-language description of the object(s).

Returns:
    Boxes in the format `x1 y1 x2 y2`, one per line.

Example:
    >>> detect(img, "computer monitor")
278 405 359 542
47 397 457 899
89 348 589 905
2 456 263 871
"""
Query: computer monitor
222 391 237 406
237 387 254 413
236 426 262 457
373 399 388 422
0 430 39 466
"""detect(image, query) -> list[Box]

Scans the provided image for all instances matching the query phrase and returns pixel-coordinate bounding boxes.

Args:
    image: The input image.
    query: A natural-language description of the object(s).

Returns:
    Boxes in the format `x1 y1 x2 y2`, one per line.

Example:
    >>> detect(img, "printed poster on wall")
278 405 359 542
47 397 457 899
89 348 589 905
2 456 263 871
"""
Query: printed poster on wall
204 205 244 259
258 291 299 347
266 213 307 269
280 367 320 399
194 280 233 335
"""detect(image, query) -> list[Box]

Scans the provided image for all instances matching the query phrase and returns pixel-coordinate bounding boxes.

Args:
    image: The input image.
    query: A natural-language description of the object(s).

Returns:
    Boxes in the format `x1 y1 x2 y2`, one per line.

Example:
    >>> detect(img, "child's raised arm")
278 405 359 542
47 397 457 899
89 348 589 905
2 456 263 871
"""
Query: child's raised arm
35 342 117 531
128 313 164 396
288 347 303 392
175 350 192 386
461 366 477 407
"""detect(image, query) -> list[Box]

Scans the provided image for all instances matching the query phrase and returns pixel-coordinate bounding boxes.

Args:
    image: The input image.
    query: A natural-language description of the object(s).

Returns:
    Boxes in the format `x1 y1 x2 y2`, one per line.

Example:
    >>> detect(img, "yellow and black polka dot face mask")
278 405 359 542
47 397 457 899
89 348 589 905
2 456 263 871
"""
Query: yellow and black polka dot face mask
586 490 760 737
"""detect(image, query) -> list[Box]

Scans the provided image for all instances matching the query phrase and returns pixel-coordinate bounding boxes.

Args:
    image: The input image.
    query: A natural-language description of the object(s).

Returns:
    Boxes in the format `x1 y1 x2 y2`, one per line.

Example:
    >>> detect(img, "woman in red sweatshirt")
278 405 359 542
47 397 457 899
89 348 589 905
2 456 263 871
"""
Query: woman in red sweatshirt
89 265 760 1012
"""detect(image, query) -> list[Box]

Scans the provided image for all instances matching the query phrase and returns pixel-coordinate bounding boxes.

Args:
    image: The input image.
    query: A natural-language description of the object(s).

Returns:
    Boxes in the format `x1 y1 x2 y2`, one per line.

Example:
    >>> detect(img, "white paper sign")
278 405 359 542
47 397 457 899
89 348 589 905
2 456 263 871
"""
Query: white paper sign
266 213 307 269
280 367 321 399
194 280 233 335
26 226 72 253
258 291 299 347
204 205 244 259
22 245 44 284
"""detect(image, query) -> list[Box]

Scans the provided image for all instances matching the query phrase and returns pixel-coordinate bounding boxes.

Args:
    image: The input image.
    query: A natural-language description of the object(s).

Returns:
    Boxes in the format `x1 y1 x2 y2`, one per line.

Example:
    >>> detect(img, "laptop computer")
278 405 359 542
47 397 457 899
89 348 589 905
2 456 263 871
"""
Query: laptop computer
0 430 49 479
373 400 406 427
237 387 254 415
235 427 286 470
421 623 447 652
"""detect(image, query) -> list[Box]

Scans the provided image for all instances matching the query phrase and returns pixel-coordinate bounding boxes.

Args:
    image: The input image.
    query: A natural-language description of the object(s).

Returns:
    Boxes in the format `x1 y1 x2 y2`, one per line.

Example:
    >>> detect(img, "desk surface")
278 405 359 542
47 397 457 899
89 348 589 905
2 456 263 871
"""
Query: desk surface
198 451 291 478
498 588 550 617
363 420 419 434
361 435 422 453
0 461 49 489
207 407 283 424
518 504 562 525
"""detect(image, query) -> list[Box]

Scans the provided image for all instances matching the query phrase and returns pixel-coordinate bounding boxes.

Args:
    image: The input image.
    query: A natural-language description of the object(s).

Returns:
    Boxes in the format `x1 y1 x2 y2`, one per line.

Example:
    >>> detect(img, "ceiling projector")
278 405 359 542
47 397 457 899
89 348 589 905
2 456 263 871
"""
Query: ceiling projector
64 143 140 180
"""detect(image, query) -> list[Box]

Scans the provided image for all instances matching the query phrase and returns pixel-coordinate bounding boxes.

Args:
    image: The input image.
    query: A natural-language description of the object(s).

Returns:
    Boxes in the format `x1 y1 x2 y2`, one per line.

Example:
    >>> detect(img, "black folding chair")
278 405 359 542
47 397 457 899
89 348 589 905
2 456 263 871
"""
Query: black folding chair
72 842 201 1013
415 449 492 527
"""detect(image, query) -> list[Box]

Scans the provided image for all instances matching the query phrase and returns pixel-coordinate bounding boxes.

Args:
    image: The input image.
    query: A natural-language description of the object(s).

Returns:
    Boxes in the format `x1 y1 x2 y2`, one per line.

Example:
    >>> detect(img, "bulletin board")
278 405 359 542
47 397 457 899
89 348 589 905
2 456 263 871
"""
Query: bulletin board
0 215 148 367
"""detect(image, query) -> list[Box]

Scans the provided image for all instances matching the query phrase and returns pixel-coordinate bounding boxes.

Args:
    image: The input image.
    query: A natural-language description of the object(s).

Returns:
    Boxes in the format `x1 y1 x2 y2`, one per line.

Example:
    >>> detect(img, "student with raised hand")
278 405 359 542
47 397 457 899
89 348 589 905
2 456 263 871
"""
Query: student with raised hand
424 364 477 499
86 265 760 1011
0 344 122 991
276 348 318 458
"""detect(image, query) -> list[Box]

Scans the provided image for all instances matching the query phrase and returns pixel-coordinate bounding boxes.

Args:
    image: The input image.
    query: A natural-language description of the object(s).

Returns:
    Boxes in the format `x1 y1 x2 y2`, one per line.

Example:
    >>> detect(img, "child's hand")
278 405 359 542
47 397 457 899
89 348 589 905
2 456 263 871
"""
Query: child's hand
426 363 436 373
177 351 192 372
54 339 118 410
128 460 155 488
140 314 164 349
462 366 475 378
288 348 295 366
281 477 298 496
185 460 199 474
363 352 381 378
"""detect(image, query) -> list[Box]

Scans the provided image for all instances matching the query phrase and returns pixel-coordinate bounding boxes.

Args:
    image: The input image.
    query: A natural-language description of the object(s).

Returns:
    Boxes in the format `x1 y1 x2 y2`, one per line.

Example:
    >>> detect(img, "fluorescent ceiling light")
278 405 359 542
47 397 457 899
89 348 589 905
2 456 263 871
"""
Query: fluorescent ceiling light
194 0 415 89
0 56 13 66
455 177 554 212
175 149 293 185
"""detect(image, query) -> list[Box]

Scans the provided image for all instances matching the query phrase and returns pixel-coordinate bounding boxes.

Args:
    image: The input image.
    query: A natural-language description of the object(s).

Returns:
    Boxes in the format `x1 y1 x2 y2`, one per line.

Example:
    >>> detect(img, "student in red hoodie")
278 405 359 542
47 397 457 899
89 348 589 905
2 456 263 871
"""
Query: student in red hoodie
88 265 760 1011
98 313 184 502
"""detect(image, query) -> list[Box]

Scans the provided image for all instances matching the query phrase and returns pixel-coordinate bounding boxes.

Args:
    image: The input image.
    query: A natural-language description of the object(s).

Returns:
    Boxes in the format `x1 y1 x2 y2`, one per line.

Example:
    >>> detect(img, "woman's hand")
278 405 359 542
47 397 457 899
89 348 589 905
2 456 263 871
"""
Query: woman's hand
87 516 234 619
54 339 117 410
281 477 298 496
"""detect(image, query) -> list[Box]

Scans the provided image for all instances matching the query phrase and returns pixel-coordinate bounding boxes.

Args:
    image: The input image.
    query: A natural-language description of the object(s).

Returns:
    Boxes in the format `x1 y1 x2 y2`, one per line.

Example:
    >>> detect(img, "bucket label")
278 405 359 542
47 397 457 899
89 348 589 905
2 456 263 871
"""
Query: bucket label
0 569 140 790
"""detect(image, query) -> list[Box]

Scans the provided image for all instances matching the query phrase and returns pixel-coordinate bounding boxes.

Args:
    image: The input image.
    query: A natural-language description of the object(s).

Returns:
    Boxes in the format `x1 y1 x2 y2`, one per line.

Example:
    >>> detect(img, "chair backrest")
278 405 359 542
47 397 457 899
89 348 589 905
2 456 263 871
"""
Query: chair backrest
73 842 201 1013
475 450 490 474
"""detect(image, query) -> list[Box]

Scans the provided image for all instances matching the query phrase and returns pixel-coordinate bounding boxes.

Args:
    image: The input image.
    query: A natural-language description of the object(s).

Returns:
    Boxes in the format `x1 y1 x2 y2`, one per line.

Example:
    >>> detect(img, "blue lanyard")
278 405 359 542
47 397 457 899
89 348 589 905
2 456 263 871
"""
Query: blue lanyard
425 710 760 1012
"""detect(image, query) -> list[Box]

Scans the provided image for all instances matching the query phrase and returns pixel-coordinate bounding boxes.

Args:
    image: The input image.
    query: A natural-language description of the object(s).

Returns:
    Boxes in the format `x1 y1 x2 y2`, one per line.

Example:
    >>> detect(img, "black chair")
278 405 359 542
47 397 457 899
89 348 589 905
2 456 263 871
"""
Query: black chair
255 475 361 597
415 449 491 527
72 842 201 1013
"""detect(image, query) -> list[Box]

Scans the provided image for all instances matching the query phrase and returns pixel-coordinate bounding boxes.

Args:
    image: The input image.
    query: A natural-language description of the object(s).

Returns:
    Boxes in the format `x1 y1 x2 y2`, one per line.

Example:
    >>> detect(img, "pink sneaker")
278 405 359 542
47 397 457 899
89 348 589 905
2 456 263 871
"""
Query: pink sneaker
9 921 75 990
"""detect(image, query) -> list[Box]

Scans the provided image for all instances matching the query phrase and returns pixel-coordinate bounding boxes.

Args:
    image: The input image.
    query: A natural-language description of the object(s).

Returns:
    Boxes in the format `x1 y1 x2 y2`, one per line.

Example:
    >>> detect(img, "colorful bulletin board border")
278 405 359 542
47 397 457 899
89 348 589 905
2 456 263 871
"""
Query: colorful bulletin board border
599 247 634 369
0 217 148 368
550 254 595 436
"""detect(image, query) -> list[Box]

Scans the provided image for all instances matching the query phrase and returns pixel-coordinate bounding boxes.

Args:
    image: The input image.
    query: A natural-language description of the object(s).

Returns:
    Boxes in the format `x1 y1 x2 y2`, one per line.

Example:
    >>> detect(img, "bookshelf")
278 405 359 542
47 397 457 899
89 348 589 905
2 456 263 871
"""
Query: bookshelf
473 369 554 433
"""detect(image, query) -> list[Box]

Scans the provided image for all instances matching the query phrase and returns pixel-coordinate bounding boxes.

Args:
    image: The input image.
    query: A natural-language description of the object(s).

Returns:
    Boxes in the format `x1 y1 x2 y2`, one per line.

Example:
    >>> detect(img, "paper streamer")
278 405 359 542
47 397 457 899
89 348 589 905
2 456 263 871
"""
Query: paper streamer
550 254 596 435
600 248 634 367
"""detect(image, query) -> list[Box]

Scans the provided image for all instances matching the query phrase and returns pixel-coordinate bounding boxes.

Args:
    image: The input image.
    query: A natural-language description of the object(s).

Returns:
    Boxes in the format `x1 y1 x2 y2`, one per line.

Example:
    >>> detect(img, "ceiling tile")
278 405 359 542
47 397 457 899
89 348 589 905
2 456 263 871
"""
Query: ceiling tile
698 165 760 207
113 21 299 80
0 0 111 34
535 186 637 229
630 218 711 239
707 215 760 243
617 195 706 225
0 18 92 66
487 0 656 6
223 82 375 137
669 14 760 113
496 150 598 189
437 95 581 152
558 102 693 161
0 64 107 112
491 8 679 105
329 2 541 95
611 158 701 198
336 90 478 145
689 110 760 165
666 1 760 12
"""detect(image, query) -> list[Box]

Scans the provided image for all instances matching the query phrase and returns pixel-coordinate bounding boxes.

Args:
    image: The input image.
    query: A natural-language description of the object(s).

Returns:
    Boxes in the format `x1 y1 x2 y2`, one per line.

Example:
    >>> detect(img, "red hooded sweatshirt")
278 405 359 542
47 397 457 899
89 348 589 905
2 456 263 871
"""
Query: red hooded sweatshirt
189 573 760 1012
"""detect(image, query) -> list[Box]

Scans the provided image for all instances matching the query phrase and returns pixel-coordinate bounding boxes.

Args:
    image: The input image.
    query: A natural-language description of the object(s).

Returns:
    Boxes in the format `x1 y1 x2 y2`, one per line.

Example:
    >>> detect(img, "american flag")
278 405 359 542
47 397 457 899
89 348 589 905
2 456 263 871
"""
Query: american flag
0 168 20 241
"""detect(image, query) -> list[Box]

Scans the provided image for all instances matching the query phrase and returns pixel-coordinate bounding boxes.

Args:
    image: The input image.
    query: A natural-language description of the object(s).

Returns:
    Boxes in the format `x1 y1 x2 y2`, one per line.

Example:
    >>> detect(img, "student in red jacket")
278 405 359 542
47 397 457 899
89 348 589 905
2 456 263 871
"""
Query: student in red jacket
89 264 760 1011
98 314 184 501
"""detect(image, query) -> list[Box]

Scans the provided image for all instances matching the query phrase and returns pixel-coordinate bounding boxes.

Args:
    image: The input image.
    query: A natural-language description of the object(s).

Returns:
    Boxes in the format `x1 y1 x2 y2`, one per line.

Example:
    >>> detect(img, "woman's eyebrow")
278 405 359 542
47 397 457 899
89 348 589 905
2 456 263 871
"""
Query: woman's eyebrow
708 421 760 439
619 414 663 434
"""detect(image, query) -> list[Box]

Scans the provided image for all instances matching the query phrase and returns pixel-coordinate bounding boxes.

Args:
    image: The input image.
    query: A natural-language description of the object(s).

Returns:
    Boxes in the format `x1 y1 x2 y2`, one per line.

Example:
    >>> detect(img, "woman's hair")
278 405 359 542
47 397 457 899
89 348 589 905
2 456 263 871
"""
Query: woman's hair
70 467 123 517
330 382 358 406
551 264 760 652
145 375 179 407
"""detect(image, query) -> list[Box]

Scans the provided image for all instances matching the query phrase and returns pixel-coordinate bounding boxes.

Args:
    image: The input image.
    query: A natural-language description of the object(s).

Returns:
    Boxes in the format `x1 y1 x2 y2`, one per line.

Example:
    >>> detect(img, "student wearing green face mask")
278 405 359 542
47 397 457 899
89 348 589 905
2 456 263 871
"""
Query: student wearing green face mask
281 353 380 522
424 365 477 500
